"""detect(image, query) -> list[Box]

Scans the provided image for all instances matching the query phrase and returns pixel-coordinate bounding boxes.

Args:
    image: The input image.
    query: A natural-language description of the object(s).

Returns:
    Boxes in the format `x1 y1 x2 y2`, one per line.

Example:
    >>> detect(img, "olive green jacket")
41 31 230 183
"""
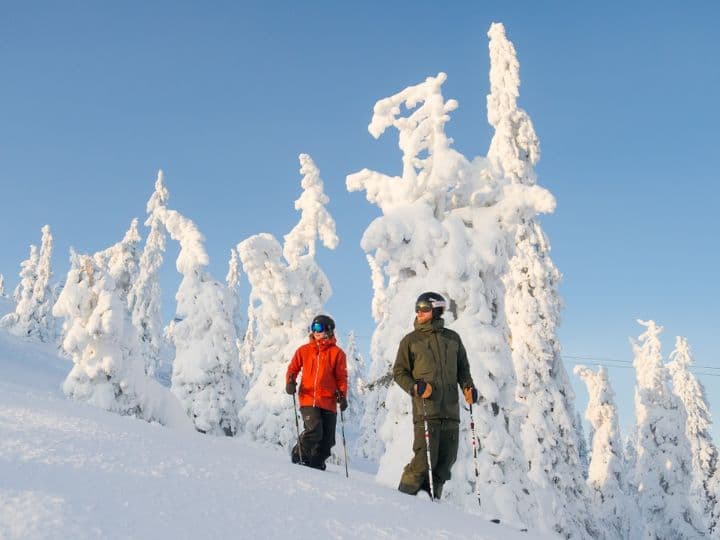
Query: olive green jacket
393 317 474 424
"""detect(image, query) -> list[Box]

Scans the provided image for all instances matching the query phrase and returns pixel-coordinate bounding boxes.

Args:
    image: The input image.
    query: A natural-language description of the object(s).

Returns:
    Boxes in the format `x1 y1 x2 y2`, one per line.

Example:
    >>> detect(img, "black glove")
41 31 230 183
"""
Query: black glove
491 402 499 416
336 390 348 412
286 380 297 395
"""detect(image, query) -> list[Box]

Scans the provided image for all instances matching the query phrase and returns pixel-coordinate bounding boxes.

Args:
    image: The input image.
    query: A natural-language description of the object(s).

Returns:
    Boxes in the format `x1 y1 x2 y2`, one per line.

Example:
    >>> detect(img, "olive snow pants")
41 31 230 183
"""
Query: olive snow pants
298 406 337 467
398 419 459 499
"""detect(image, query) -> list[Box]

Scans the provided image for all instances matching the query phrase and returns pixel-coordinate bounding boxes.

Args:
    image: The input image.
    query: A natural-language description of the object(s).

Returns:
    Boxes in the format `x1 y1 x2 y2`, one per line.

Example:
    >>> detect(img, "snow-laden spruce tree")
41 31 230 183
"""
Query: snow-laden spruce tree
53 252 190 428
667 336 719 536
128 171 169 380
93 219 141 304
489 22 596 539
150 176 242 436
574 365 634 539
226 247 244 338
347 37 555 520
237 153 338 449
0 274 6 297
344 330 367 429
631 320 704 539
1 225 58 342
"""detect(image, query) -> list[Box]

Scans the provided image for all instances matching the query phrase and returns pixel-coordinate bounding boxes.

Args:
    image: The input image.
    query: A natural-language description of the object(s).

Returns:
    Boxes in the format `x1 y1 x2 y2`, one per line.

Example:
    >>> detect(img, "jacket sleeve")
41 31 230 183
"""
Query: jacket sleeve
393 336 416 395
335 349 348 397
286 347 303 384
456 337 474 390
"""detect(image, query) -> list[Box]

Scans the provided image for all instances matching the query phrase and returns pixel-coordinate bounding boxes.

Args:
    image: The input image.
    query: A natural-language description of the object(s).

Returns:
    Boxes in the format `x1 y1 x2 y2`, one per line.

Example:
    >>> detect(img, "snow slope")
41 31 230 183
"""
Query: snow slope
0 324 551 540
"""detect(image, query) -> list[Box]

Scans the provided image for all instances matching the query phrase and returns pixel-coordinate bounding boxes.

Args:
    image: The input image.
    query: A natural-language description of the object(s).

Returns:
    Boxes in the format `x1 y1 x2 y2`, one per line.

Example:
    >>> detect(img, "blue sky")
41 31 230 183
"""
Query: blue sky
2 1 719 437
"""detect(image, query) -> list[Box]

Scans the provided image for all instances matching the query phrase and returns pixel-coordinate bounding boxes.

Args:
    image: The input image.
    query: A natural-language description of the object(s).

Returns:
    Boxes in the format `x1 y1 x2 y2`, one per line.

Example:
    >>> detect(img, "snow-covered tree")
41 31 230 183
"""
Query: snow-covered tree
631 320 704 539
53 252 189 428
94 219 142 304
347 26 556 522
488 21 595 538
1 245 38 334
574 365 633 539
667 336 719 535
1 225 58 342
343 330 367 426
238 153 338 450
0 274 5 298
128 172 169 380
151 176 242 436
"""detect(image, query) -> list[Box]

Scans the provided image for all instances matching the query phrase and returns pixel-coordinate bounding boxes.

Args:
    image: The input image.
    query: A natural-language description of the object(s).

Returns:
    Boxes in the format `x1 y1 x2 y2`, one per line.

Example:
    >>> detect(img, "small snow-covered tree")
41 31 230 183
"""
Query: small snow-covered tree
151 179 241 436
344 330 367 426
128 172 169 380
342 330 369 463
667 336 719 535
238 153 338 449
1 245 37 333
0 274 6 297
631 320 704 539
53 253 189 428
574 365 633 539
1 225 58 342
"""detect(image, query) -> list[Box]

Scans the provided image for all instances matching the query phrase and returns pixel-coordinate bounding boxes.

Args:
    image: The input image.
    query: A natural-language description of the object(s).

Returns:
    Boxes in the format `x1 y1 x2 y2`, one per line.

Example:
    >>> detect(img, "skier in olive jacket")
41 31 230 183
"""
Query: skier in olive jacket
393 292 478 499
286 314 348 470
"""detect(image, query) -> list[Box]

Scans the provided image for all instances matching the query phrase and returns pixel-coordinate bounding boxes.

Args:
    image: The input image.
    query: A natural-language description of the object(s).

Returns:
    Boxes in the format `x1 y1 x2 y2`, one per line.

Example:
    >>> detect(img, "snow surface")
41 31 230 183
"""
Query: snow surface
0 322 551 540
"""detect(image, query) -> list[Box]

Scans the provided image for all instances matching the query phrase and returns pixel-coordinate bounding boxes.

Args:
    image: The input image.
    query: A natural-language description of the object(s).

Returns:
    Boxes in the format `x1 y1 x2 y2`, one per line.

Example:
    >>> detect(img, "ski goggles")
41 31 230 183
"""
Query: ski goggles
310 322 327 333
415 299 446 313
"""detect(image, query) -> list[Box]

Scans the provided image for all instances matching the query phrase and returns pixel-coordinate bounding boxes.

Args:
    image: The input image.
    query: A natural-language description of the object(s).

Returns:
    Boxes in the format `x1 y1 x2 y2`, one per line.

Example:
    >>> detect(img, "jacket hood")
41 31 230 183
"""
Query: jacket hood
308 334 338 349
414 317 445 333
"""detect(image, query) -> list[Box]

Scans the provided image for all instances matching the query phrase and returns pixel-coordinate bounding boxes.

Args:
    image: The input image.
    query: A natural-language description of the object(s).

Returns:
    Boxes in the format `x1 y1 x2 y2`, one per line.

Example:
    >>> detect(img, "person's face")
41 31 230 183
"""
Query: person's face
415 306 433 324
313 330 328 339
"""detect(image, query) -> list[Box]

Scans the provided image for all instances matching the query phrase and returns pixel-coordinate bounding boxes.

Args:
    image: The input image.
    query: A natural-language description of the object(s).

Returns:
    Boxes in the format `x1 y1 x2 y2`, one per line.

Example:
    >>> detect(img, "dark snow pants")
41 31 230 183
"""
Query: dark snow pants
296 406 336 468
398 419 459 499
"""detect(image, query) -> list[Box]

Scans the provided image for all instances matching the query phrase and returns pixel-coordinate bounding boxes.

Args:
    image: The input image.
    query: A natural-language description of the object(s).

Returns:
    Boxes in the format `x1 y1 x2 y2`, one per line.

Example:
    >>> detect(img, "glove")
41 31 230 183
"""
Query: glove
463 386 479 405
491 402 499 416
285 380 297 395
336 390 348 412
412 380 432 399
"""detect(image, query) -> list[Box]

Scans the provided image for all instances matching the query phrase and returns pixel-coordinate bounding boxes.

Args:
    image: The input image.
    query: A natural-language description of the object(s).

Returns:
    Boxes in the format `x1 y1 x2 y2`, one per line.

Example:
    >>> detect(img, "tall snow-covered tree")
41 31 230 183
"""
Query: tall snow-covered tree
667 336 719 535
346 32 555 520
53 253 189 428
1 226 58 342
0 274 6 297
488 22 596 539
631 320 704 539
32 225 57 342
574 365 633 539
128 171 169 380
151 176 242 436
237 153 338 450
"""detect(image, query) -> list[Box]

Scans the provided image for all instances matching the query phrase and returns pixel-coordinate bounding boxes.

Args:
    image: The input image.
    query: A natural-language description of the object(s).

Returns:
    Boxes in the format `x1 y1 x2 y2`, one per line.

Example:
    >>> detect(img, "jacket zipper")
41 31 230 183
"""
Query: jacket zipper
313 347 320 407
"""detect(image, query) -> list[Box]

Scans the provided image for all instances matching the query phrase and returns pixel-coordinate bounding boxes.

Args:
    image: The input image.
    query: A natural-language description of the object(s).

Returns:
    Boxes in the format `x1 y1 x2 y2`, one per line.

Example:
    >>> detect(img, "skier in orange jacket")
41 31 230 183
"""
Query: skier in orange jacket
286 314 348 470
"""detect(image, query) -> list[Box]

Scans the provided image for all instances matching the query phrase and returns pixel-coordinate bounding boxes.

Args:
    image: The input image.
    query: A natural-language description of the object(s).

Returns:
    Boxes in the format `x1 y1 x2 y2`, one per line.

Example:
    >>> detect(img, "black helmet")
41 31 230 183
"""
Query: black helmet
415 292 446 319
310 314 335 336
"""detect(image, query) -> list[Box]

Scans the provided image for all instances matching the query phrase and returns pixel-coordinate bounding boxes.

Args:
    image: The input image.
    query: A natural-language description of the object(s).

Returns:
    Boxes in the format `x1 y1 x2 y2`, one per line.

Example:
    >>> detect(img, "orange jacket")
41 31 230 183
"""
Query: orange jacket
286 335 348 412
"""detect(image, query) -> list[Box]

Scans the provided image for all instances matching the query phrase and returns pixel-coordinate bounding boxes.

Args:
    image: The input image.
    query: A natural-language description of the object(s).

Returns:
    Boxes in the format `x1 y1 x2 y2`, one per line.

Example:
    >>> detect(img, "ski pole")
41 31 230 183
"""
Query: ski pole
422 398 435 500
292 393 304 464
469 403 481 507
339 407 349 478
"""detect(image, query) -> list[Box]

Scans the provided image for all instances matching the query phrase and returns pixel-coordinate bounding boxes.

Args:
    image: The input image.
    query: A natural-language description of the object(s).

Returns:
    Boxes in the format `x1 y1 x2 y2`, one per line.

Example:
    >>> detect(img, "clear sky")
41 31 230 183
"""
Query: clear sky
2 1 719 439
